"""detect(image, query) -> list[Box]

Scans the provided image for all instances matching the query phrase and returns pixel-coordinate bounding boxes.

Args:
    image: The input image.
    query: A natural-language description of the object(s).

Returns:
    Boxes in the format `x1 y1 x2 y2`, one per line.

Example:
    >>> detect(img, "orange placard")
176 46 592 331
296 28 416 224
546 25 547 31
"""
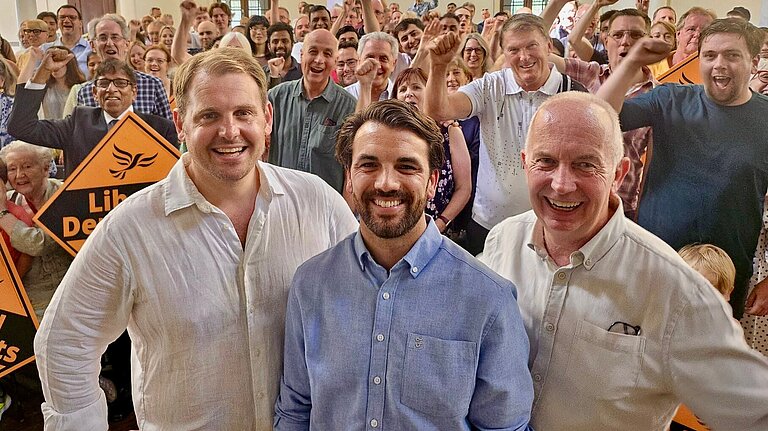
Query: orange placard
33 112 180 256
658 52 702 85
0 238 39 378
169 95 176 112
672 404 710 431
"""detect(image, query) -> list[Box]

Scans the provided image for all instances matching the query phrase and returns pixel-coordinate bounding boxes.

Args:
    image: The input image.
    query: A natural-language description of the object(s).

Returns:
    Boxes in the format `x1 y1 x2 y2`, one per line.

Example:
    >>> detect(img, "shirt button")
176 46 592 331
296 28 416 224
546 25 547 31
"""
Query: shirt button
557 272 566 280
533 373 542 382
370 418 379 428
411 266 418 273
373 376 381 385
382 292 390 300
545 323 555 332
376 334 384 342
585 258 592 266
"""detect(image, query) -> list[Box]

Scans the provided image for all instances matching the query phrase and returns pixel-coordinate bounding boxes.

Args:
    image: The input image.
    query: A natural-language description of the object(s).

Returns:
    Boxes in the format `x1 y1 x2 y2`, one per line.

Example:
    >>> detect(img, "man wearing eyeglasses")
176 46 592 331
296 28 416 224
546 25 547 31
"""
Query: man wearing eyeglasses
41 5 92 78
76 14 172 120
546 5 655 221
16 19 50 72
9 51 177 178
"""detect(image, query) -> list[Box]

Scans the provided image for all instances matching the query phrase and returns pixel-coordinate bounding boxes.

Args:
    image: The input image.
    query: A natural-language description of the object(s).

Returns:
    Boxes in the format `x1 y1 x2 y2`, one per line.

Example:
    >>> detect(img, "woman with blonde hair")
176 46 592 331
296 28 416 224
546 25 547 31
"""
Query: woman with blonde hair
219 31 253 54
461 33 492 79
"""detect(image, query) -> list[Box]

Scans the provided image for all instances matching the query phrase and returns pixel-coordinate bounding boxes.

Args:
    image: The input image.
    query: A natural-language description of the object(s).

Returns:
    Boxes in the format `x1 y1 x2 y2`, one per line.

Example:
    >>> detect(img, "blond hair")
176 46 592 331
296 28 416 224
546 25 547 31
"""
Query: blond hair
679 243 736 297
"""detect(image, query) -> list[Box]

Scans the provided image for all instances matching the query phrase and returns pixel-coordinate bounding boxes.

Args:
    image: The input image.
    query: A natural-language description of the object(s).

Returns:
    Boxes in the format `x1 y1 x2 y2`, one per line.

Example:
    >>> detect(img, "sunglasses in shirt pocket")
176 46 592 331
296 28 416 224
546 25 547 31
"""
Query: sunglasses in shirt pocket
566 319 646 401
400 332 478 417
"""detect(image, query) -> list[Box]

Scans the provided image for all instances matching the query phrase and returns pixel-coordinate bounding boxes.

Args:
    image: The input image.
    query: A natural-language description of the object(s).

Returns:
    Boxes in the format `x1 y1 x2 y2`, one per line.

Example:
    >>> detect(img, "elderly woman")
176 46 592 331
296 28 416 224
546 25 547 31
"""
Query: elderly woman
461 33 493 80
0 141 72 321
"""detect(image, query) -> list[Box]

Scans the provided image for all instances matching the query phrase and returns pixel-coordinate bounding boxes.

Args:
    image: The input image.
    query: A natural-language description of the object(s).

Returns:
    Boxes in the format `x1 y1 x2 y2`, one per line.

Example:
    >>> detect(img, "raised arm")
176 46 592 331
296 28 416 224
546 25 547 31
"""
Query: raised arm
569 0 618 61
435 122 471 233
409 17 439 71
424 32 472 121
540 0 570 35
330 1 351 38
172 1 196 65
17 46 44 84
361 0 381 33
269 0 280 25
596 37 669 112
353 58 378 112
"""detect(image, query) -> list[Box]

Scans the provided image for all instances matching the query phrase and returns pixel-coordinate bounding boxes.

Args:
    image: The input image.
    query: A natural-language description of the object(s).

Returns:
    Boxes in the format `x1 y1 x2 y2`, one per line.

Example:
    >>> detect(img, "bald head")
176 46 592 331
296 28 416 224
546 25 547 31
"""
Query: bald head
527 92 623 169
302 29 338 85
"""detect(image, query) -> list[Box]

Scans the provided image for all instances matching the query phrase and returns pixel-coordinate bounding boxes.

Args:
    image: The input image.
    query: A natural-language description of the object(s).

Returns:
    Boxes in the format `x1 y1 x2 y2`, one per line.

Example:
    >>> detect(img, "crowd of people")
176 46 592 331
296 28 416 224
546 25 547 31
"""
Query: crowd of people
0 0 767 429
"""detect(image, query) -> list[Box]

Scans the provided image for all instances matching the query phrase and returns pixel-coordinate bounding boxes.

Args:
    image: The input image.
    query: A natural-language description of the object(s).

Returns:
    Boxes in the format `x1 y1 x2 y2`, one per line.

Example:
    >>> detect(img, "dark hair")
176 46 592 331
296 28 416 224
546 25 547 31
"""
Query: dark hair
447 2 457 7
607 9 651 32
441 12 459 22
94 58 136 84
699 18 763 57
336 25 358 39
209 2 232 18
268 22 294 44
246 15 269 52
494 11 509 18
550 37 564 57
309 5 330 17
394 18 424 37
336 99 444 172
599 9 617 25
56 4 82 21
392 67 427 99
37 11 57 23
727 7 751 21
338 40 359 50
46 46 85 88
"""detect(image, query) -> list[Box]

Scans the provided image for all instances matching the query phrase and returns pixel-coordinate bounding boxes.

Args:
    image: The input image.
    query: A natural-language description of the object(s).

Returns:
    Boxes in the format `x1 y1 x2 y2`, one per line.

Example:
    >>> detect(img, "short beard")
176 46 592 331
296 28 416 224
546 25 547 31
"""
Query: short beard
355 189 426 239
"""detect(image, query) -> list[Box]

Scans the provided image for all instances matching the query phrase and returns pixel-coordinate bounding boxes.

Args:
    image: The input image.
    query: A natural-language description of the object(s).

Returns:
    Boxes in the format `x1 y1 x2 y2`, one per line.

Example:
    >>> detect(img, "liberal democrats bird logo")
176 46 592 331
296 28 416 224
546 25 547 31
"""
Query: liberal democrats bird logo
109 144 158 180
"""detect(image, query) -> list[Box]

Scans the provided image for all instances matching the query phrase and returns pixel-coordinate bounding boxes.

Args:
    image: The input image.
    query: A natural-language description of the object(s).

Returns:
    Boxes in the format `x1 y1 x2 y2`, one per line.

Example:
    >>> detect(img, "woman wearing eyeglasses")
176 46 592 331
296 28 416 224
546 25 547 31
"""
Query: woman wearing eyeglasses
144 44 173 98
461 33 493 80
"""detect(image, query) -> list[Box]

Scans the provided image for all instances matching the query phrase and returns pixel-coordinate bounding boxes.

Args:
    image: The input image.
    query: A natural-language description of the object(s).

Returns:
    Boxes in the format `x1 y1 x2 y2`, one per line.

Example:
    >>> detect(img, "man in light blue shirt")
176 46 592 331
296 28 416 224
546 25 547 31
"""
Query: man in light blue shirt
274 99 533 430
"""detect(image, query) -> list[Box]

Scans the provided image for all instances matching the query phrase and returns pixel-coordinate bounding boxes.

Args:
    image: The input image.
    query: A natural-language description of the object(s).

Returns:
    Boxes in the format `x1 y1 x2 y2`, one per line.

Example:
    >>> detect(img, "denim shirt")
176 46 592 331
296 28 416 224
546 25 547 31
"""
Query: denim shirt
275 220 534 430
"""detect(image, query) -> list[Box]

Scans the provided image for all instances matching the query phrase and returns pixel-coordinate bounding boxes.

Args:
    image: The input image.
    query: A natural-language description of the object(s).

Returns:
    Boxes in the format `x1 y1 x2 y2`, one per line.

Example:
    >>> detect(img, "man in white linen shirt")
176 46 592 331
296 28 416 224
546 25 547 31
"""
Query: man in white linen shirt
33 48 357 430
479 91 768 430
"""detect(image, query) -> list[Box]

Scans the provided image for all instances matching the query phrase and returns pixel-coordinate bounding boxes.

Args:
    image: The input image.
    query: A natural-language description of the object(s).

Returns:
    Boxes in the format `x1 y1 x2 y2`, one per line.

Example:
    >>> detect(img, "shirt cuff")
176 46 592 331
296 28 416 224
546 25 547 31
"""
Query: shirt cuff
25 81 46 90
41 390 109 431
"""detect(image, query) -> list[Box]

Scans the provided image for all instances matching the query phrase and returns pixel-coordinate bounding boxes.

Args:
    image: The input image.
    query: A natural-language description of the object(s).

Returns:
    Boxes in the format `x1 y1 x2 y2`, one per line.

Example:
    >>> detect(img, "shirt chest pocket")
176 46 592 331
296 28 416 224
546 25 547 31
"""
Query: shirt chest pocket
566 319 646 400
400 333 477 417
312 124 340 154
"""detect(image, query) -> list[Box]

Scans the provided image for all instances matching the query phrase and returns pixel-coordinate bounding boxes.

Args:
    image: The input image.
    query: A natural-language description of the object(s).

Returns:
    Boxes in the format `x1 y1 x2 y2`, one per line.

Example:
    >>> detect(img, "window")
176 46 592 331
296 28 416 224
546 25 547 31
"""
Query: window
501 0 548 15
227 0 268 23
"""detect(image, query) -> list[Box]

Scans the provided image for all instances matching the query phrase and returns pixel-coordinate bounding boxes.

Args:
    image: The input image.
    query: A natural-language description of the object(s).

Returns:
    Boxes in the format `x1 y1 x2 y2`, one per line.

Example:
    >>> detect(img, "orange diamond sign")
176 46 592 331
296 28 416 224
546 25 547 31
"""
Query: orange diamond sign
34 113 180 256
658 52 702 85
0 237 39 378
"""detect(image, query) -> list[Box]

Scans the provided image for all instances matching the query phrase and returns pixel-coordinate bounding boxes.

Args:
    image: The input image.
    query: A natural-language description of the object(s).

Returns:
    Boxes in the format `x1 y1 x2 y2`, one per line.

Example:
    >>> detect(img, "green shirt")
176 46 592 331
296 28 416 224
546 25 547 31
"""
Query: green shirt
268 78 356 192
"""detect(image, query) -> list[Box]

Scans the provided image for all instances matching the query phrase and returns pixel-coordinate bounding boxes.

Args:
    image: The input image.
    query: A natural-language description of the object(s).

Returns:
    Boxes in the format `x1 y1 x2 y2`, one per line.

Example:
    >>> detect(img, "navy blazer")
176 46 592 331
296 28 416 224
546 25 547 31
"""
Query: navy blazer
8 84 178 178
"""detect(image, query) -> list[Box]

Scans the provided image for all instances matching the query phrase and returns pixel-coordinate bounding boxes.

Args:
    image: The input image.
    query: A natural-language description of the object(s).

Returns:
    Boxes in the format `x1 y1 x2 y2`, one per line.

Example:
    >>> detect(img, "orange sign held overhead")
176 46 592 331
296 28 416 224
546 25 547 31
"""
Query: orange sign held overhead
0 238 39 379
34 112 180 256
658 52 702 85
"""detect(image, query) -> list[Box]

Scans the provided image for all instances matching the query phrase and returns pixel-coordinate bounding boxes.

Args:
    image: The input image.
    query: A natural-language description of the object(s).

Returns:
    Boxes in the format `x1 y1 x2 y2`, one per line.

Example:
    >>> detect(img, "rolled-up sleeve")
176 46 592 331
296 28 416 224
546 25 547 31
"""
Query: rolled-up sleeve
34 219 134 430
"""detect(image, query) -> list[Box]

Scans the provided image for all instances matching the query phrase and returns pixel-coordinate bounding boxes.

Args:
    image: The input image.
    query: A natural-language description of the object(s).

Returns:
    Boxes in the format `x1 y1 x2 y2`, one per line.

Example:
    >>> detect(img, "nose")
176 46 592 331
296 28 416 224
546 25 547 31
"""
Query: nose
550 165 577 194
218 114 241 141
374 167 400 192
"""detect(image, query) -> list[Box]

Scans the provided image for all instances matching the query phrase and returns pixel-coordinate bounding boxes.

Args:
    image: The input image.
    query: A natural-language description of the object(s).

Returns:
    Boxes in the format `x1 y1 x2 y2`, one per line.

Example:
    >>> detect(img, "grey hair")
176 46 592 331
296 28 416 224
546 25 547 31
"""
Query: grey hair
0 141 55 168
90 13 130 40
219 32 253 54
358 31 399 59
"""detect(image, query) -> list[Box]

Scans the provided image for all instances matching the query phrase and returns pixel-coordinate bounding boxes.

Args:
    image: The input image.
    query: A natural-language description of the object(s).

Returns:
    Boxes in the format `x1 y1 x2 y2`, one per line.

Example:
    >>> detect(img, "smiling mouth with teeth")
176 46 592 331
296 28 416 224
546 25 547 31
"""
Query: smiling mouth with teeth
374 199 401 208
547 198 581 210
214 147 245 154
